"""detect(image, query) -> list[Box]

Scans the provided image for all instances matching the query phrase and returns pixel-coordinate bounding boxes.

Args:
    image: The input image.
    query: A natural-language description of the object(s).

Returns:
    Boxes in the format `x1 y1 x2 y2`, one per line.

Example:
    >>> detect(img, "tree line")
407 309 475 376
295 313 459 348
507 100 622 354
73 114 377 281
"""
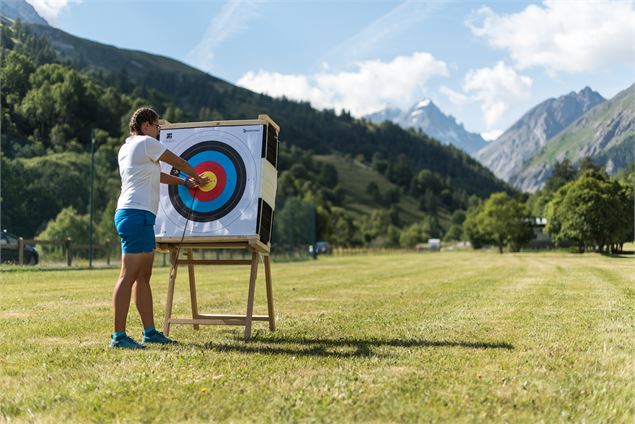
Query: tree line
463 159 634 253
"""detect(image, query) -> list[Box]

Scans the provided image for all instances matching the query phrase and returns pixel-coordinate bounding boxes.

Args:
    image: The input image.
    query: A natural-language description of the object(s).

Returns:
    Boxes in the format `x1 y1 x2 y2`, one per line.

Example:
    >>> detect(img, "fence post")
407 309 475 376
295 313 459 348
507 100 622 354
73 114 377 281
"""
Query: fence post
105 239 111 266
162 252 166 267
65 238 72 267
18 237 24 265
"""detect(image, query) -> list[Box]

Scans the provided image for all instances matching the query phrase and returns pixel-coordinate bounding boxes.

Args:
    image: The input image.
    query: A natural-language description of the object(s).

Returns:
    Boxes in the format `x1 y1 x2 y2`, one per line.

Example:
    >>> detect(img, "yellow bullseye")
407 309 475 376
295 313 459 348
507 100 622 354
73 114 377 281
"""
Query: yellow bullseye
199 171 217 192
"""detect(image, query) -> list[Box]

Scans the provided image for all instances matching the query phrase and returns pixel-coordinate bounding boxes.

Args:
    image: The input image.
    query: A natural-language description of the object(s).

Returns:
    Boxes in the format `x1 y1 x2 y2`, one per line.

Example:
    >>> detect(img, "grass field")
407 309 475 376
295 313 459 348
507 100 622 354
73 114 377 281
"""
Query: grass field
1 250 633 422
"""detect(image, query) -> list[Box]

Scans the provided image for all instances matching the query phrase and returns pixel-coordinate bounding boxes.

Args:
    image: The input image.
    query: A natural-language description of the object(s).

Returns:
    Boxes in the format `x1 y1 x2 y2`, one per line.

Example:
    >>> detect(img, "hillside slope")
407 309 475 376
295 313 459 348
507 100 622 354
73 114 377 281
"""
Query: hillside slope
512 83 635 191
314 155 437 226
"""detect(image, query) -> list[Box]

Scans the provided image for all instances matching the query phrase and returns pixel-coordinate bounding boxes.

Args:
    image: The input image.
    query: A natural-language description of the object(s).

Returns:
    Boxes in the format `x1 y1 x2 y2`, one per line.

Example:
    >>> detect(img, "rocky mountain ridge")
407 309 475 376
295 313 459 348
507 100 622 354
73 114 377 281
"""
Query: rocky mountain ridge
511 83 635 191
0 0 48 25
476 87 606 188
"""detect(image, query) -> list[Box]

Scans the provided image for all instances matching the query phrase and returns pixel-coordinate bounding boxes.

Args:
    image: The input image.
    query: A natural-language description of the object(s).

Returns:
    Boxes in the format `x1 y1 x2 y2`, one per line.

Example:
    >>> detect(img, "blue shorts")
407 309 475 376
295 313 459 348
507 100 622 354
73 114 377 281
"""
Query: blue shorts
114 209 156 253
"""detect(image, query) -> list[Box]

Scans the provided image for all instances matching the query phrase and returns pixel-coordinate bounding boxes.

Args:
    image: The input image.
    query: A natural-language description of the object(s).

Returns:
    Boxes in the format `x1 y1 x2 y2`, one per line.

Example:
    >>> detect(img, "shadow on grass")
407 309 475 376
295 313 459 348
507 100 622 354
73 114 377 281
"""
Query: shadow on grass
599 251 634 259
193 335 514 358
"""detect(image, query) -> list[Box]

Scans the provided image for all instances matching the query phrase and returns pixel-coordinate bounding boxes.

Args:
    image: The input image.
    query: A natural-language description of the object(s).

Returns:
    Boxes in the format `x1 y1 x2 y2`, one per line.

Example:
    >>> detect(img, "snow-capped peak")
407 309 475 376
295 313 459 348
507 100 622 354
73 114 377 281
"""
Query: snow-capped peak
365 98 487 155
415 99 431 109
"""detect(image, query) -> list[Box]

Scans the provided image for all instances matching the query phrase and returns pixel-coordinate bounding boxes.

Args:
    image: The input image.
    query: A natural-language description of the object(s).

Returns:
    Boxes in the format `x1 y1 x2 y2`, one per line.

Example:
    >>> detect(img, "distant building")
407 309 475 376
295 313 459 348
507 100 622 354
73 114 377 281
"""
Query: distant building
524 217 552 248
428 239 441 251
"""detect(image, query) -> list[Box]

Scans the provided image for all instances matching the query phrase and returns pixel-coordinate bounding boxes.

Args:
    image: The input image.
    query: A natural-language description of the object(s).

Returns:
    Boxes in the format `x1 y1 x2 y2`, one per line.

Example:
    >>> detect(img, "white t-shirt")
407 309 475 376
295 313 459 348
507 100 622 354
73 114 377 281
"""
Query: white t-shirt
116 135 167 215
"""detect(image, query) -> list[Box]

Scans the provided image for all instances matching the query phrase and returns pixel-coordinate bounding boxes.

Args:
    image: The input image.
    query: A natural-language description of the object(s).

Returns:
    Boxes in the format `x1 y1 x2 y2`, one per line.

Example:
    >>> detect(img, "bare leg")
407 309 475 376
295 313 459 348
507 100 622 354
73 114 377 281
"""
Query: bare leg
133 252 155 329
112 252 154 332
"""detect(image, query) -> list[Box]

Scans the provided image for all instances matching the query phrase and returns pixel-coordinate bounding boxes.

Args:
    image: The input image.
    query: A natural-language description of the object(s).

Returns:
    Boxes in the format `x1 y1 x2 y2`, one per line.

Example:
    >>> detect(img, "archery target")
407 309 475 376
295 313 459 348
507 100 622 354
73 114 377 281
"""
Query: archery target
155 124 265 241
168 141 247 222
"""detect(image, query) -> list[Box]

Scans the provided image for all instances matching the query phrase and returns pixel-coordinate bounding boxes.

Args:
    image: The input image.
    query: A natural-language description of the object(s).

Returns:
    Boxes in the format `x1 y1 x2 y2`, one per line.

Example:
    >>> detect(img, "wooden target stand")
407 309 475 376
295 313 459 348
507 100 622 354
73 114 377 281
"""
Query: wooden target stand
157 237 275 340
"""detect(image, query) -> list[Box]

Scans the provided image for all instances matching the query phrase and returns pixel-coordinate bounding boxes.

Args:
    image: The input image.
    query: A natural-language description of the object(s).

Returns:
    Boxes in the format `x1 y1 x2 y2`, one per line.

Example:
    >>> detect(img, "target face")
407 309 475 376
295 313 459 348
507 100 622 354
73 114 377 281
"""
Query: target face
155 124 264 241
168 141 247 222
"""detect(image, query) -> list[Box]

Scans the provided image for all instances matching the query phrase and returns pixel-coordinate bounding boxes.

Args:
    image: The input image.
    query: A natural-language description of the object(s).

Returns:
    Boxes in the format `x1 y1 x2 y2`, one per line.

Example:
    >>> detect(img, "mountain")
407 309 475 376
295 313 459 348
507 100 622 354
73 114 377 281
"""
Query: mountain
476 87 606 186
512 83 635 191
366 99 488 155
0 0 48 25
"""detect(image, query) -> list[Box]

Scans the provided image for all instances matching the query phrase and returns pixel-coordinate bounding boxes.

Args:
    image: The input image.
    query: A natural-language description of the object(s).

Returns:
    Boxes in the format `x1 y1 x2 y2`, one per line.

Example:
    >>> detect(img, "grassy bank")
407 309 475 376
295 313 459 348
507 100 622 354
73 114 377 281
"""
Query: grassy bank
1 250 633 422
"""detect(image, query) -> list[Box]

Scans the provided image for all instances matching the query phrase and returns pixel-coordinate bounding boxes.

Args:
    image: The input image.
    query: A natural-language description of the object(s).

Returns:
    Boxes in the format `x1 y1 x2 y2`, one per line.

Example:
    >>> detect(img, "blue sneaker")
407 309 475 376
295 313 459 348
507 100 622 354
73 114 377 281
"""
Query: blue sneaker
142 330 176 345
110 335 144 349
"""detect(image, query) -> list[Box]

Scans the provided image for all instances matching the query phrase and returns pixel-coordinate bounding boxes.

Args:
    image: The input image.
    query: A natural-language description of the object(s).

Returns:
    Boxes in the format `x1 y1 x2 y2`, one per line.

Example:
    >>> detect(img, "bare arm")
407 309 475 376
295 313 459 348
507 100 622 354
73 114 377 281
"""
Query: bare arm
160 172 200 188
159 149 208 185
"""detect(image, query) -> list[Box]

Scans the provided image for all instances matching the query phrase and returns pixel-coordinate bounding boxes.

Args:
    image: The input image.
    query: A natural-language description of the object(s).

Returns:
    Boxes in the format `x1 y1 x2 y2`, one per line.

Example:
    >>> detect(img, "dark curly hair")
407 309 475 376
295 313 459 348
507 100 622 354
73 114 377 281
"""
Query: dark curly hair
129 107 159 135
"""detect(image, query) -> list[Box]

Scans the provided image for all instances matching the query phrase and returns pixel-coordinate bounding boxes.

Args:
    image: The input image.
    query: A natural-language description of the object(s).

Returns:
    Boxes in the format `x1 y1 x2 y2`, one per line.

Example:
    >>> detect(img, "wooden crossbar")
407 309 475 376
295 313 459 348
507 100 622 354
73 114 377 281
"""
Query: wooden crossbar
169 315 270 326
162 243 275 340
175 259 252 266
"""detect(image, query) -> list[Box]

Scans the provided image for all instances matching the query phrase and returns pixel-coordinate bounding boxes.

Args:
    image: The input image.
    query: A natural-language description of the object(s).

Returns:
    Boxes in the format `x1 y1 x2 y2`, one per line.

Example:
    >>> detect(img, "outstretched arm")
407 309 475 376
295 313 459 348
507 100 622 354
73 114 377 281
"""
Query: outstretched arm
159 149 208 186
160 172 199 188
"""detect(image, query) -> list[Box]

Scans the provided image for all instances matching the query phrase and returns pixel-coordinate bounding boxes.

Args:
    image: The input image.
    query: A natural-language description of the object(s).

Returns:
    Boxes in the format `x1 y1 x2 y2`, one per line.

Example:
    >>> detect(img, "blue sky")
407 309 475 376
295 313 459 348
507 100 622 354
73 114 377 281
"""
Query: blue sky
30 0 635 140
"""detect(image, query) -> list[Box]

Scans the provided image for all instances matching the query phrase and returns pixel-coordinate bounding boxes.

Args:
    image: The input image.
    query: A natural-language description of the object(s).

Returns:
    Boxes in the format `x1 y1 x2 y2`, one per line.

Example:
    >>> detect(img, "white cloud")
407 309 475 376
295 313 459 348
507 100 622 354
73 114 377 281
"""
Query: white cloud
186 0 262 73
26 0 79 23
439 85 468 106
237 52 449 117
463 61 533 128
467 0 635 73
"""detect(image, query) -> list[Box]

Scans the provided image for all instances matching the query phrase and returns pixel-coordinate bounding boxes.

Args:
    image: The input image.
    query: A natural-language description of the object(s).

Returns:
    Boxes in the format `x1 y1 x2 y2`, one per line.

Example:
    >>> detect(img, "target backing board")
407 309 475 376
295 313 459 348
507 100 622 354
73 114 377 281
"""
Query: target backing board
155 116 279 247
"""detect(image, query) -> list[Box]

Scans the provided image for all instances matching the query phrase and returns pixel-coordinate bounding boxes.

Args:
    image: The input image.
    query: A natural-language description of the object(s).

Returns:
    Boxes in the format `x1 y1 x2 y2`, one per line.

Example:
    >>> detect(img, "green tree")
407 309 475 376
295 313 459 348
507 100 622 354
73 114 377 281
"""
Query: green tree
463 201 490 249
450 210 466 226
18 64 99 149
384 187 400 205
7 153 91 237
366 181 381 203
614 182 635 250
273 197 315 248
544 159 576 192
399 222 429 248
546 171 633 253
443 225 464 242
0 50 35 107
388 154 413 186
37 207 90 246
412 169 442 194
465 192 533 253
576 157 603 177
0 156 29 235
318 163 338 189
421 215 443 239
359 209 393 245
327 208 361 246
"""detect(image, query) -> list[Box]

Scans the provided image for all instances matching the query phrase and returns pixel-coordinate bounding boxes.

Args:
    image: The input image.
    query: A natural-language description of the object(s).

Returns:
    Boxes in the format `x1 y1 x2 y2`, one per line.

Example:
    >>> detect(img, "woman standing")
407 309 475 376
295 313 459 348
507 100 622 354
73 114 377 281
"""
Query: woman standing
110 107 208 349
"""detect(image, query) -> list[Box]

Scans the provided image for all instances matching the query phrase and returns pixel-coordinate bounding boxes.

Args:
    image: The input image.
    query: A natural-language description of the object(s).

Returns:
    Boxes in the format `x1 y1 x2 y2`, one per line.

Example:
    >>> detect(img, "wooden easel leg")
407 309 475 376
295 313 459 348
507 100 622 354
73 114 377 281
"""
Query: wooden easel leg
163 249 179 336
187 248 199 330
264 255 275 331
244 250 259 340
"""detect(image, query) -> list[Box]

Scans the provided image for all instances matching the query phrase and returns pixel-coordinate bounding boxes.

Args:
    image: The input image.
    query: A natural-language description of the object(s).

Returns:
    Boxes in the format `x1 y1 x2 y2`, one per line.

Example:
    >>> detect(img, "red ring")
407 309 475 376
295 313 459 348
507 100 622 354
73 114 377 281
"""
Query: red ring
190 162 227 202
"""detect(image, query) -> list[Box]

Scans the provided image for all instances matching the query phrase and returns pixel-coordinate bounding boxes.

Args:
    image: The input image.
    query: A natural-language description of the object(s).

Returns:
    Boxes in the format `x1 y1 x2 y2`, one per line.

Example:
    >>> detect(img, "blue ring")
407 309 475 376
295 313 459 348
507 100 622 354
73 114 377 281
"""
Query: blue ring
176 151 237 212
